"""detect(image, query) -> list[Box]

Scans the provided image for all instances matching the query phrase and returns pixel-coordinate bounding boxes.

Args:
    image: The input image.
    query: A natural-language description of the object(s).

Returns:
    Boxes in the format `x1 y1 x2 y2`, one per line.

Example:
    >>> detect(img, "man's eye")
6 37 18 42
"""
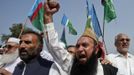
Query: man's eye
25 41 31 44
82 43 88 47
76 44 80 48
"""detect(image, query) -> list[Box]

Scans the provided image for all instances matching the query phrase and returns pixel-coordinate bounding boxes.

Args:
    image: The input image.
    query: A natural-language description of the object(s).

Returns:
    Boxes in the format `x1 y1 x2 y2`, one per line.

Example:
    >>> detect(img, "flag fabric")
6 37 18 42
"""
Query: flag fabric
61 14 77 35
86 0 90 18
86 0 106 56
28 0 44 31
61 14 68 26
101 0 117 23
85 16 92 29
60 27 67 47
85 0 93 30
86 0 102 38
91 4 102 38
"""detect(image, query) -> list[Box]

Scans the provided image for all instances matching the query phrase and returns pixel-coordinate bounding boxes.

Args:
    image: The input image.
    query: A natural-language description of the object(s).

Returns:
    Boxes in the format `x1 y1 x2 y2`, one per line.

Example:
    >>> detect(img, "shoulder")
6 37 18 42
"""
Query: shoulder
102 64 118 75
38 56 54 67
128 53 134 58
14 61 24 70
107 53 117 57
107 53 118 59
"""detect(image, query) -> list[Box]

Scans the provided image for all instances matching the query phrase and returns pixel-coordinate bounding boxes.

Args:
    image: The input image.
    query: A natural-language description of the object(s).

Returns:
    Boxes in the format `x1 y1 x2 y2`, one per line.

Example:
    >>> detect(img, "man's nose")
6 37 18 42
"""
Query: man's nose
19 42 26 48
77 46 84 53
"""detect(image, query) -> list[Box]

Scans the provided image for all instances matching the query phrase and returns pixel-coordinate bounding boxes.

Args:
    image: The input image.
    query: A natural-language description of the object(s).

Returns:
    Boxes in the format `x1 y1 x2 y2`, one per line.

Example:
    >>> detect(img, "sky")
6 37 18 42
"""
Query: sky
0 0 134 54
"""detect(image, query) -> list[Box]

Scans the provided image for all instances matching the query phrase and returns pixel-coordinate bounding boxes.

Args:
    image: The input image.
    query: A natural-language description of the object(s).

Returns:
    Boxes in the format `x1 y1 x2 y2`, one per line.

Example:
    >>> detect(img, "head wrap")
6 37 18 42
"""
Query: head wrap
7 37 20 44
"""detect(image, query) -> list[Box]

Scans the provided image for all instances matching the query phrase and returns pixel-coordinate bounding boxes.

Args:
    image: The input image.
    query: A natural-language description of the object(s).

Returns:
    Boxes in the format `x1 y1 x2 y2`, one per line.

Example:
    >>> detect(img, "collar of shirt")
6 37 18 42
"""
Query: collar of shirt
115 53 134 58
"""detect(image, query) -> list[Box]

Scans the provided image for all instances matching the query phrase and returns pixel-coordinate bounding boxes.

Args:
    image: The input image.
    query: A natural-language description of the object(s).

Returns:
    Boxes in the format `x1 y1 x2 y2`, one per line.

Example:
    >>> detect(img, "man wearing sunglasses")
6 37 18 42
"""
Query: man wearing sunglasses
107 33 134 75
0 37 21 74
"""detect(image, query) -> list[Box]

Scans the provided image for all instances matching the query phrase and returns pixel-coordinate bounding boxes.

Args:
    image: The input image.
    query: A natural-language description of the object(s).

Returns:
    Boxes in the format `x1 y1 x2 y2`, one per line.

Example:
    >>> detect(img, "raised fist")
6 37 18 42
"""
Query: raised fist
44 0 60 14
48 0 58 9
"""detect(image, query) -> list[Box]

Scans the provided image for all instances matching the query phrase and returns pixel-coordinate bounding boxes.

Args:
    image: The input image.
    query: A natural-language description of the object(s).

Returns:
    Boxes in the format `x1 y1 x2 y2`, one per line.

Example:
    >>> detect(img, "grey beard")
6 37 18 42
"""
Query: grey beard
0 49 19 67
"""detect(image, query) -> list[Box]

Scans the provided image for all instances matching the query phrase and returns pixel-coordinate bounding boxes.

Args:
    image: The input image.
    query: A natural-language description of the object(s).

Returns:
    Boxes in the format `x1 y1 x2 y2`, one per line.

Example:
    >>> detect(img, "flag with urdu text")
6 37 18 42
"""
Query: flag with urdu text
101 0 116 23
61 14 77 35
60 27 67 47
28 0 44 31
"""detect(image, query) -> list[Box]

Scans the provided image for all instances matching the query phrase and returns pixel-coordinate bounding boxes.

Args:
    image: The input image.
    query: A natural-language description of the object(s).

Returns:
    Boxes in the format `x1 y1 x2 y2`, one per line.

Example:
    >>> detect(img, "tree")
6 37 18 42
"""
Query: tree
1 23 33 42
1 34 10 42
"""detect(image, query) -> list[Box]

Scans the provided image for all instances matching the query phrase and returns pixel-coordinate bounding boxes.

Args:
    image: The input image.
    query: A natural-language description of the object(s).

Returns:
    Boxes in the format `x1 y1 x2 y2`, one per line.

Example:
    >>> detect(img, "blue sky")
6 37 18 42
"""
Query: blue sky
0 0 134 54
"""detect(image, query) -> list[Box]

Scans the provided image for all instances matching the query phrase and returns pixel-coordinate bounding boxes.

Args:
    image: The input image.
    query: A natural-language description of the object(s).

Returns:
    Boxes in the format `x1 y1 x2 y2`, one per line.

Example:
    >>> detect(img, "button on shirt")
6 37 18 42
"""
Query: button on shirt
107 53 134 75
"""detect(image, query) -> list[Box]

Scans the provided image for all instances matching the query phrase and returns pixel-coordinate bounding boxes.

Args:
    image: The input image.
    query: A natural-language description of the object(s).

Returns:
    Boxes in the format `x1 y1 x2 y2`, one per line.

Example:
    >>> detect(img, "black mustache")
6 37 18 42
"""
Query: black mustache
19 48 27 53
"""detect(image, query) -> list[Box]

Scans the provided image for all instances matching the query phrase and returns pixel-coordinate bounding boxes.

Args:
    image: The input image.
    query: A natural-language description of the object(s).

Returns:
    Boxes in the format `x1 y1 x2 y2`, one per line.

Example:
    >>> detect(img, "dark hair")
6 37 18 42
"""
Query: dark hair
97 49 102 58
66 45 75 50
21 30 43 49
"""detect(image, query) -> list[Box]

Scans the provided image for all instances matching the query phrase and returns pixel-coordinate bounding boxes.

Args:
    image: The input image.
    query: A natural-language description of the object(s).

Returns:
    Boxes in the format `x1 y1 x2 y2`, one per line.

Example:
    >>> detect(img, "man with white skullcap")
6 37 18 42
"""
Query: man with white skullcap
0 37 21 74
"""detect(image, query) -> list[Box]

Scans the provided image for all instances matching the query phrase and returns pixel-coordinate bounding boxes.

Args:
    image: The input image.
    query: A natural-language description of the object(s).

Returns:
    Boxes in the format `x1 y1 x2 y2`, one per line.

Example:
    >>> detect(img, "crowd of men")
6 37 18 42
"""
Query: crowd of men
0 0 134 75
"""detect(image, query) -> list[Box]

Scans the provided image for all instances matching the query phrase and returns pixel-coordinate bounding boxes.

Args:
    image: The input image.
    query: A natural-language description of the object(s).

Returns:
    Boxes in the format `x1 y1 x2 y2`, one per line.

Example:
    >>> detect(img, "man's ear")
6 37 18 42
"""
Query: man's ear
95 45 99 54
95 45 102 58
38 44 43 52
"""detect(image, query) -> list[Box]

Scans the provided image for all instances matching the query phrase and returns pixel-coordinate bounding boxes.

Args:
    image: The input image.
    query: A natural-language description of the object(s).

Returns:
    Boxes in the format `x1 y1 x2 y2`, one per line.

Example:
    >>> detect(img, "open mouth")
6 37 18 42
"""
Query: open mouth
20 51 27 55
77 54 87 64
79 54 86 59
20 50 27 55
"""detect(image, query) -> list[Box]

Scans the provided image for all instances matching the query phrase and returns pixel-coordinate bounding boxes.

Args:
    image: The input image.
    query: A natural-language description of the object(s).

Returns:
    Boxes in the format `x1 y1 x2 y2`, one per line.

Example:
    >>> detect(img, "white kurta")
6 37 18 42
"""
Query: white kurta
40 50 54 61
107 53 134 75
44 23 104 75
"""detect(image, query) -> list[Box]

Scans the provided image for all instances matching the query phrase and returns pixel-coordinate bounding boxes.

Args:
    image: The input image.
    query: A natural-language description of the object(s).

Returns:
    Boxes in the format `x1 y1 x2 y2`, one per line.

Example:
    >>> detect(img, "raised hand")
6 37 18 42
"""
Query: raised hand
44 0 60 24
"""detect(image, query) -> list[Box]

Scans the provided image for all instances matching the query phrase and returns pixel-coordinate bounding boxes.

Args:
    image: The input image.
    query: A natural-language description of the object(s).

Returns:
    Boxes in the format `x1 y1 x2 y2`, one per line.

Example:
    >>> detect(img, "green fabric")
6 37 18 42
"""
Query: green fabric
85 16 92 29
67 20 77 35
32 6 44 31
103 0 116 23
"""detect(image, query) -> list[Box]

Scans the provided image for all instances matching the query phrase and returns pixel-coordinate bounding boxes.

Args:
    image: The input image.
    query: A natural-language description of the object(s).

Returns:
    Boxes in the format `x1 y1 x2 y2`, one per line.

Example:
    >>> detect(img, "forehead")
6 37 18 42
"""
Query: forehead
21 34 38 41
77 36 94 44
117 34 129 39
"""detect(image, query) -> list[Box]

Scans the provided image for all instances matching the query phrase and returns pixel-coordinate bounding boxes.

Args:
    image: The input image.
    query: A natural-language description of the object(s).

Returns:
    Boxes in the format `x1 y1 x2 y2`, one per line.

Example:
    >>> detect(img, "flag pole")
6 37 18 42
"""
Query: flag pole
102 9 108 55
18 18 28 38
102 8 105 40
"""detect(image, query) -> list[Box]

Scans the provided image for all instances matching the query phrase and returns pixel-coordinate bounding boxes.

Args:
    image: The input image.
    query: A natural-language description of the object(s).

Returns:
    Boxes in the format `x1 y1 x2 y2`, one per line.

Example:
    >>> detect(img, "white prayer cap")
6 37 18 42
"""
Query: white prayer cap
7 37 20 44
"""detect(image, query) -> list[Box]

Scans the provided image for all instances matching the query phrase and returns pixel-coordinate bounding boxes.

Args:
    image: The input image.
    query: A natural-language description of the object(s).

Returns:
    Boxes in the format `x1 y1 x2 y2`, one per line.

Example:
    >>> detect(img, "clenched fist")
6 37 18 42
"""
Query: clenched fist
44 0 60 24
48 0 59 9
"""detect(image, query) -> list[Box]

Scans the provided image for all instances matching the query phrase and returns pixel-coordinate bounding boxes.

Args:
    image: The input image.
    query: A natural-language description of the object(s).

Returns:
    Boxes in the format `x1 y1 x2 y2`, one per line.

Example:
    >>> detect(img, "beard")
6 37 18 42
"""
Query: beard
70 51 98 75
0 49 19 67
19 47 40 63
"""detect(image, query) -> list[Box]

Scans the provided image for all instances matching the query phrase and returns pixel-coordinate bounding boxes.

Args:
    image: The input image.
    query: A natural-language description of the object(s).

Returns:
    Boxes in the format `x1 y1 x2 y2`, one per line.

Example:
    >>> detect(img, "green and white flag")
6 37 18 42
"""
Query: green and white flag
61 14 77 35
102 0 117 23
